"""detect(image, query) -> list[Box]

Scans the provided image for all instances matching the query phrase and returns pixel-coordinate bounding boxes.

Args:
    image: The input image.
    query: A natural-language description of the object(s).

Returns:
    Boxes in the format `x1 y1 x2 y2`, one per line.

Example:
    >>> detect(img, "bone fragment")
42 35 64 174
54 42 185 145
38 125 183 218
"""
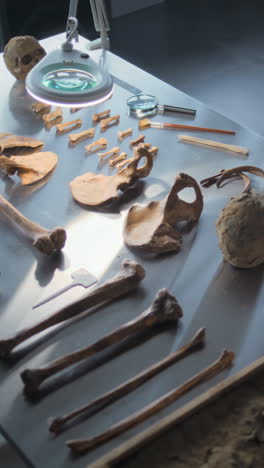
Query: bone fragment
98 147 119 159
100 115 120 130
0 195 66 256
0 261 144 358
68 128 95 145
0 152 58 185
92 109 111 123
200 166 264 196
116 157 134 170
67 349 234 454
70 107 83 113
143 143 151 149
32 102 51 116
49 328 205 434
0 133 44 155
130 134 145 146
149 146 158 156
85 138 108 153
108 152 127 168
56 119 82 135
178 134 249 155
118 128 133 141
42 107 63 129
21 289 181 396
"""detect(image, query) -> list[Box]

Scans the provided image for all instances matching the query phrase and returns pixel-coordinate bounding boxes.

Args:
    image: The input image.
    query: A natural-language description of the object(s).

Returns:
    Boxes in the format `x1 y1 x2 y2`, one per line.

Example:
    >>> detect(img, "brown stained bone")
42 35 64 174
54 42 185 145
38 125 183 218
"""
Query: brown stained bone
0 260 145 358
0 195 66 255
149 146 158 156
130 134 145 146
42 107 63 129
85 138 108 153
92 109 111 123
97 147 119 159
21 288 182 396
118 128 133 141
67 349 235 454
100 115 120 131
3 36 46 80
124 173 203 254
116 157 134 171
0 133 44 155
49 328 206 434
70 107 83 113
200 166 264 196
70 145 153 206
32 102 51 116
108 152 127 168
0 151 58 185
68 128 95 145
56 119 82 135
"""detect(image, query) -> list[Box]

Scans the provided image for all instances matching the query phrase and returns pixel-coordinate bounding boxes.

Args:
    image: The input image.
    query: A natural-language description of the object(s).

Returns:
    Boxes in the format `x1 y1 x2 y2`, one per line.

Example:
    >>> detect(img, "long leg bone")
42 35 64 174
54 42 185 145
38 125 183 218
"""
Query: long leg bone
0 261 145 358
56 119 82 135
67 349 234 454
21 289 182 396
48 328 206 434
0 195 66 255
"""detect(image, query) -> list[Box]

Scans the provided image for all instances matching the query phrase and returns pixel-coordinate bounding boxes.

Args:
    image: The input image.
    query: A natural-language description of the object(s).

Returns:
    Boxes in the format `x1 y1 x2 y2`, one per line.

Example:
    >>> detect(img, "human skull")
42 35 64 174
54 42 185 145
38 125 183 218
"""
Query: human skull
4 36 46 80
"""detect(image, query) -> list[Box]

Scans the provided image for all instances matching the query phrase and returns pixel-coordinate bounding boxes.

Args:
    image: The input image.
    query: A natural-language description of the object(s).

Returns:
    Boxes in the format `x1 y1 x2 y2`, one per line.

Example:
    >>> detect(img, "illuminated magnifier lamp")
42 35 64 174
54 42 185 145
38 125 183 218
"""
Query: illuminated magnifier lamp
26 0 113 108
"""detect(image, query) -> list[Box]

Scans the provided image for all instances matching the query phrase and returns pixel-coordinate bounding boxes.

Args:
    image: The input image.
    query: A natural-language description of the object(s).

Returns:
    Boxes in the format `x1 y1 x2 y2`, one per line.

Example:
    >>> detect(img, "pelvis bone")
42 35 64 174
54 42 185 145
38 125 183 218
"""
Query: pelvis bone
70 146 153 207
0 152 58 185
124 173 203 254
0 133 44 156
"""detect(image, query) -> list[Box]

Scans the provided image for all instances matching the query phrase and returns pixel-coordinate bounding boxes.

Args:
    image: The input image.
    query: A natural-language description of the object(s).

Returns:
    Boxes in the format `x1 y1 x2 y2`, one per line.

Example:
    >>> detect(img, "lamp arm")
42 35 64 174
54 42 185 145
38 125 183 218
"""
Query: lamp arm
88 0 110 50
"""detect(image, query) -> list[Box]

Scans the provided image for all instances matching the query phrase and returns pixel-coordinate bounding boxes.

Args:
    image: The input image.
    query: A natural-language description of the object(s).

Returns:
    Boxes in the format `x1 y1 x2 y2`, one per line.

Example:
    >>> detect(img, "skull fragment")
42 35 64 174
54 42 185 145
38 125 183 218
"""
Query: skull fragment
4 36 46 80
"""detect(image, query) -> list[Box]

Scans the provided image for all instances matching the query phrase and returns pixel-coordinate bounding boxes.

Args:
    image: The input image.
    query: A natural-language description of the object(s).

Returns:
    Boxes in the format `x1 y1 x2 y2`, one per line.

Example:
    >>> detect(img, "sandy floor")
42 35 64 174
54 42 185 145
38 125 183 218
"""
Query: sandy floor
120 372 264 468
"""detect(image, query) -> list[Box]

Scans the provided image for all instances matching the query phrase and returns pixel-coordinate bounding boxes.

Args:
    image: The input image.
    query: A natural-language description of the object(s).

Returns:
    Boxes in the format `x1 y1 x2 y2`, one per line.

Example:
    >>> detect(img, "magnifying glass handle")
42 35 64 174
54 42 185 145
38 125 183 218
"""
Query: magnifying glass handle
159 104 196 116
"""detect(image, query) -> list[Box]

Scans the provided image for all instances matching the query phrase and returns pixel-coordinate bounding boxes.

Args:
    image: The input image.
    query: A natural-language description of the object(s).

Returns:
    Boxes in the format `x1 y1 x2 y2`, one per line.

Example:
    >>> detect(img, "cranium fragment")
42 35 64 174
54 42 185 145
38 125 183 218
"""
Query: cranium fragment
4 36 46 80
124 173 203 254
216 192 264 268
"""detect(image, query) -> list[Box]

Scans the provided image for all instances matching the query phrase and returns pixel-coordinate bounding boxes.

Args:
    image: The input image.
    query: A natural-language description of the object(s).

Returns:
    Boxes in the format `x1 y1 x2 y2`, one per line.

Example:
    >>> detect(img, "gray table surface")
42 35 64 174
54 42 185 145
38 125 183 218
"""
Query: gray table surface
1 35 264 468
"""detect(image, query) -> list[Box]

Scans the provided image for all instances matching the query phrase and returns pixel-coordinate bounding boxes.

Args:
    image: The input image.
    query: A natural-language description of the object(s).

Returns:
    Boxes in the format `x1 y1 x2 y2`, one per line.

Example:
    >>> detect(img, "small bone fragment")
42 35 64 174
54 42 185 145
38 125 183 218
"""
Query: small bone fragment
116 157 134 171
143 143 151 149
56 119 82 135
100 115 120 130
108 152 127 168
118 128 133 141
42 107 63 129
70 107 83 113
49 328 206 434
178 134 249 155
21 289 181 396
0 152 58 185
67 349 235 454
32 102 51 116
130 134 145 146
71 146 153 206
124 173 203 254
98 146 119 159
85 138 108 153
149 146 158 156
68 128 95 145
92 109 111 123
0 195 66 255
0 133 44 155
0 260 145 358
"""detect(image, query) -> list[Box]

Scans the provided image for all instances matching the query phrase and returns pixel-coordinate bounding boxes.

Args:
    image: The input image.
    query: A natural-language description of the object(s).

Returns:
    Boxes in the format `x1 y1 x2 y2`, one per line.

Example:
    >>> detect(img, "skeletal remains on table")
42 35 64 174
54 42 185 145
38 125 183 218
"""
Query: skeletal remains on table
32 102 51 117
124 173 203 254
4 35 46 80
49 328 206 434
98 146 120 159
21 288 182 396
108 152 127 168
0 133 43 156
70 145 153 207
56 119 82 135
0 152 58 185
100 115 120 131
130 134 145 146
200 165 264 196
68 128 95 145
92 109 110 123
118 128 133 140
85 138 108 153
67 349 234 454
42 107 63 129
0 260 145 358
0 195 66 255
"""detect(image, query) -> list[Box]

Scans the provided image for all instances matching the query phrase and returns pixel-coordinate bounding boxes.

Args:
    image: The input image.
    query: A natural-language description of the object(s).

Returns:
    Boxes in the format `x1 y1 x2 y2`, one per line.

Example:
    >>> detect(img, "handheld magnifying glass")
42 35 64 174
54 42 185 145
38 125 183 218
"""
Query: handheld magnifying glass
127 94 196 118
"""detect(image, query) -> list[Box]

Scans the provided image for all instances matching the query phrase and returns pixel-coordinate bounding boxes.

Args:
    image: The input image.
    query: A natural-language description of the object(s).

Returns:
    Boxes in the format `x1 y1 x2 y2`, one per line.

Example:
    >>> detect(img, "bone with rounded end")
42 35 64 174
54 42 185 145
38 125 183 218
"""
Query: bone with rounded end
85 138 108 153
0 260 145 358
32 102 51 116
21 288 181 396
67 349 234 454
98 147 119 159
92 109 110 123
0 195 66 255
130 134 145 146
49 328 206 434
4 35 46 80
68 128 95 144
108 152 127 168
118 128 133 140
42 108 63 129
124 172 203 254
100 115 120 130
56 119 82 135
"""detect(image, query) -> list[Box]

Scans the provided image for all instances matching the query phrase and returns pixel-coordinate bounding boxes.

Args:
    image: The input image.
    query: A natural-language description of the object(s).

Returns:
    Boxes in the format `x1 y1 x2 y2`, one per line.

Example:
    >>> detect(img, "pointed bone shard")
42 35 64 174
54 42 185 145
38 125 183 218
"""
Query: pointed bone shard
49 328 206 434
0 260 145 358
0 195 66 255
67 349 235 454
124 173 203 254
21 288 182 396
